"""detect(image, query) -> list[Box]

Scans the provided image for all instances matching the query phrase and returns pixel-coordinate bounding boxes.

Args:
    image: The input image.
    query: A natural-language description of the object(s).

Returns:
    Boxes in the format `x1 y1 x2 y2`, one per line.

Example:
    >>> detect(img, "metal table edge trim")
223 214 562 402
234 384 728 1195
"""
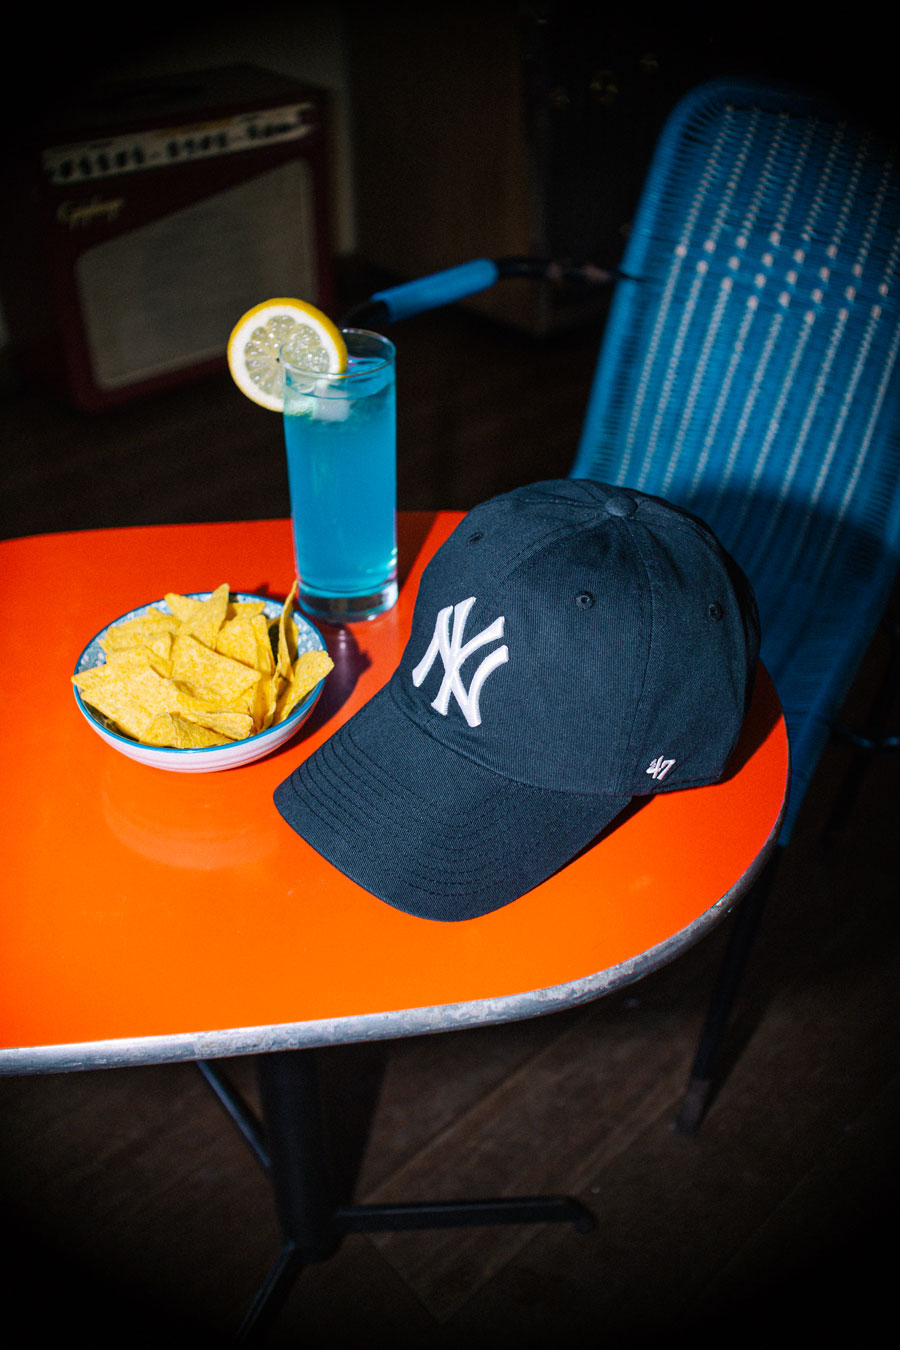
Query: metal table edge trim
0 810 783 1077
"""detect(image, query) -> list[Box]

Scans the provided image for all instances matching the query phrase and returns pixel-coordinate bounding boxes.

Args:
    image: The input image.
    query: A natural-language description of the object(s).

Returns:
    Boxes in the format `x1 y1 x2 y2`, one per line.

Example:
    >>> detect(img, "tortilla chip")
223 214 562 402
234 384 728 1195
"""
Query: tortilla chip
215 612 275 675
166 582 230 647
181 709 256 741
74 581 333 750
164 591 201 624
100 608 179 654
226 599 267 620
253 673 280 732
144 713 232 749
74 648 241 740
274 648 334 723
276 582 299 681
171 631 261 711
74 652 177 741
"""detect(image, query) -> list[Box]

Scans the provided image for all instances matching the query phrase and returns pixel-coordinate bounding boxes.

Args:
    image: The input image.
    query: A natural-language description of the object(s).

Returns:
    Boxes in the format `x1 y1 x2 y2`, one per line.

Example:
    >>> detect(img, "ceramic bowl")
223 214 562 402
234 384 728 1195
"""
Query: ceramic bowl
72 591 327 772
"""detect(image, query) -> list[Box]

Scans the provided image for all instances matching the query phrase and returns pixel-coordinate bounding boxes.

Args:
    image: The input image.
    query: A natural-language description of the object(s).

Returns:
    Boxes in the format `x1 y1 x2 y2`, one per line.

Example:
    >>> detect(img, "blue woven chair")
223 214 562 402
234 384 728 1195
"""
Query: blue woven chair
348 78 900 1127
569 77 900 843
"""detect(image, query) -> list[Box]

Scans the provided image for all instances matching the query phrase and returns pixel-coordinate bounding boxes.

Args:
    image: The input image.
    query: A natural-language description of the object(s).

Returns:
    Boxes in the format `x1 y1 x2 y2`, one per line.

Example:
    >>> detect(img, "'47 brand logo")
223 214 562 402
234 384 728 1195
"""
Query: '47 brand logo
412 597 509 728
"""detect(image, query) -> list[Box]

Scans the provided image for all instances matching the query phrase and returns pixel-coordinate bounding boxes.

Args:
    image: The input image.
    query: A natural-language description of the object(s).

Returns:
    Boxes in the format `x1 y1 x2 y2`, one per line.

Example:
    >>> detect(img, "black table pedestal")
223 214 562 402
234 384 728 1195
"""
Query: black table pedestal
199 1048 595 1342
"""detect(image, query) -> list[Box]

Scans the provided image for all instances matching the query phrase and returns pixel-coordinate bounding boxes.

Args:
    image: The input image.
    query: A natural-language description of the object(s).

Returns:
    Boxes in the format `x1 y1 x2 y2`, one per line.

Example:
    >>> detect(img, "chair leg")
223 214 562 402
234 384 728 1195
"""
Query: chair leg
826 615 900 839
674 854 780 1135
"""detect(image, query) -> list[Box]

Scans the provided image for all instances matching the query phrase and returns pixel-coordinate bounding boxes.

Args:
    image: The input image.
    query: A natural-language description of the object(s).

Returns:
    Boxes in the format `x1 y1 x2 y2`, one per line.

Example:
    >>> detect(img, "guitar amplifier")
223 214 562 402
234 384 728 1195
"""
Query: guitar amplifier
0 64 333 410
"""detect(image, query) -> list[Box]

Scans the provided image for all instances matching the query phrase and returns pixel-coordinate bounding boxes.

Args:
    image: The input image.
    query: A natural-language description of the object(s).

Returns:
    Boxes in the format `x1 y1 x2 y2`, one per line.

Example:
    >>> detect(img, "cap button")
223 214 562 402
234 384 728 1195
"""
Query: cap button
604 494 638 518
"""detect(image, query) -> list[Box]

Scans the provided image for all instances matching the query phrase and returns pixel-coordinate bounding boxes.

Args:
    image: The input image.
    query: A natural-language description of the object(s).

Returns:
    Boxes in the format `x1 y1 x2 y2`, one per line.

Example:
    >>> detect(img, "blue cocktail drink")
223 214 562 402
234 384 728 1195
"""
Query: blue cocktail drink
282 329 397 623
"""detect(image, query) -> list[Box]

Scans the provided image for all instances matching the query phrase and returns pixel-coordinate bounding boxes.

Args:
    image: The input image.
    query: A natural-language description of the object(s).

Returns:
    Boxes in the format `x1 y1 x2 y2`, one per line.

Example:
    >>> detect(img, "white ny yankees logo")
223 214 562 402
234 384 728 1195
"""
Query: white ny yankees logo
411 596 509 728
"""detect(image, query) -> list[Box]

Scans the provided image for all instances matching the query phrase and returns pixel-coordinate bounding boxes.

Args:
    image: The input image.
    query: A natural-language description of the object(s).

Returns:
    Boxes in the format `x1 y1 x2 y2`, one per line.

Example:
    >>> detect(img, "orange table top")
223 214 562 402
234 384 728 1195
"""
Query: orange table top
0 515 788 1073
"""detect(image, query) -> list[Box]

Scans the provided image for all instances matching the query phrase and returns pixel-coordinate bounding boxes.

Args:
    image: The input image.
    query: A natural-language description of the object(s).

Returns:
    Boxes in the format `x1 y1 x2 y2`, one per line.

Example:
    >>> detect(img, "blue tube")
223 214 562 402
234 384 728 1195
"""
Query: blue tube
370 259 500 322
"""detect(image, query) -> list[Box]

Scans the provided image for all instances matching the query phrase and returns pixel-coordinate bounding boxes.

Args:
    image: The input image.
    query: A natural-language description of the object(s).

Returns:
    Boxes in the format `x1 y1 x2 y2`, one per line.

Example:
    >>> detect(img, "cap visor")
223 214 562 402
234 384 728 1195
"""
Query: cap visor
274 685 632 921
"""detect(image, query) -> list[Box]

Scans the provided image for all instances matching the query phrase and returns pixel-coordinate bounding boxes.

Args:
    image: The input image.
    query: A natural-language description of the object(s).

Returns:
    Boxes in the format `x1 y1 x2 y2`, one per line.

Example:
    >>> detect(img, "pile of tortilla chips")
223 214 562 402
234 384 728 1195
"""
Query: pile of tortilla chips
72 582 333 749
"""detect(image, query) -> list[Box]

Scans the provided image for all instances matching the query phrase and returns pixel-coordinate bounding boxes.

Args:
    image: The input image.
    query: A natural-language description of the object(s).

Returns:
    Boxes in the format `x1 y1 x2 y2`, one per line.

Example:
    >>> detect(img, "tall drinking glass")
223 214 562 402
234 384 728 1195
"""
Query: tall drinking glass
281 329 397 624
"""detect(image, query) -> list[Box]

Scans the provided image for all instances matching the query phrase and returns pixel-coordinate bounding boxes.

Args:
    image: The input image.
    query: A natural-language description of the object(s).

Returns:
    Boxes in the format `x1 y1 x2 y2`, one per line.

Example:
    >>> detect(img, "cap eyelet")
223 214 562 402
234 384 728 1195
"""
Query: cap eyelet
467 531 484 545
575 591 595 608
604 494 638 518
707 602 724 621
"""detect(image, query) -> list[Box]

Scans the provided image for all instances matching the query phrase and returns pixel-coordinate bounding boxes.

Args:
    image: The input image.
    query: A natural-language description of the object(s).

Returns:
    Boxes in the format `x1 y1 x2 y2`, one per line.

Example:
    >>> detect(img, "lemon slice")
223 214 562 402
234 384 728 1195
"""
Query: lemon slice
227 298 348 411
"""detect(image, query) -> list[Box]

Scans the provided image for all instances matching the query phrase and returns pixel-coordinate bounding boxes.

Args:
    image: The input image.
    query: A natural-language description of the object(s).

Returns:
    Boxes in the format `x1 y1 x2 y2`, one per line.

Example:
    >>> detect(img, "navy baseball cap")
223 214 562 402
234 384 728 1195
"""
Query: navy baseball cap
274 480 760 921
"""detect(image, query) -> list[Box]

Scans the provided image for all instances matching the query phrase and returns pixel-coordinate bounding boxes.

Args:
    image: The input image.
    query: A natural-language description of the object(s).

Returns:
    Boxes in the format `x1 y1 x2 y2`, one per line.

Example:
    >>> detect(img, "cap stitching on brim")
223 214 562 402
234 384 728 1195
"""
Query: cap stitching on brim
284 721 629 899
302 715 622 860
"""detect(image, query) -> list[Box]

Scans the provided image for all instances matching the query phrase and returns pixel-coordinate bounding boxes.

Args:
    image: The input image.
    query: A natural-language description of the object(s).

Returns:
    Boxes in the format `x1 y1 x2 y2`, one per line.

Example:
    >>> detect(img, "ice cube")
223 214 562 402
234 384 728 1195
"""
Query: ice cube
313 380 352 420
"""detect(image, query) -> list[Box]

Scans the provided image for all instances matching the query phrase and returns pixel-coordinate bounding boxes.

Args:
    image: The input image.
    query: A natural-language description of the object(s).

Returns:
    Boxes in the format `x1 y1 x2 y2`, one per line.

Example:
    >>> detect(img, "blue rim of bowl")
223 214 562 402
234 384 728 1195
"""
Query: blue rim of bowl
72 591 328 758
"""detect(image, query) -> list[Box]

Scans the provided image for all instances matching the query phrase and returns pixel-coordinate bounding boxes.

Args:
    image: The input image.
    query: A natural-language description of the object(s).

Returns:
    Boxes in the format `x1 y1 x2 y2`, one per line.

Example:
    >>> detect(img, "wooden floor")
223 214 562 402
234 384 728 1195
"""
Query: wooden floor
1 271 899 1347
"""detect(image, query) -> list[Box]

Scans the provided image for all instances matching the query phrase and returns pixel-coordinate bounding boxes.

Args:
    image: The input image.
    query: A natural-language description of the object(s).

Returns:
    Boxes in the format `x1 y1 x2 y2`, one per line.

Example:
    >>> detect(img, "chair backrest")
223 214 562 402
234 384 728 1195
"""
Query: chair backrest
570 79 900 837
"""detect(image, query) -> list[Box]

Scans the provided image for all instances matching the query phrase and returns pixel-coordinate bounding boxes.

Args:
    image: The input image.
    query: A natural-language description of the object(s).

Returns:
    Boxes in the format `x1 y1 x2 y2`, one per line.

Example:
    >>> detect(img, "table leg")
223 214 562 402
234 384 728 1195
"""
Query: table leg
202 1046 594 1341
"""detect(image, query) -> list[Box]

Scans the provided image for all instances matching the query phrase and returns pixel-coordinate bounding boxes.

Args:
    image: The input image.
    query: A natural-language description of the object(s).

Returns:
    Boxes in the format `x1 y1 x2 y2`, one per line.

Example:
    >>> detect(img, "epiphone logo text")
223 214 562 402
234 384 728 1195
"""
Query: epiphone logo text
57 197 126 230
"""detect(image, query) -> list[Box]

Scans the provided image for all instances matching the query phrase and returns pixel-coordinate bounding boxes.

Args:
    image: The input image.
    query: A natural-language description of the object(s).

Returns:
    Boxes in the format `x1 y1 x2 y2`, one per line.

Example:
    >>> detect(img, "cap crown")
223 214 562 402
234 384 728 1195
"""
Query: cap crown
391 480 759 798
